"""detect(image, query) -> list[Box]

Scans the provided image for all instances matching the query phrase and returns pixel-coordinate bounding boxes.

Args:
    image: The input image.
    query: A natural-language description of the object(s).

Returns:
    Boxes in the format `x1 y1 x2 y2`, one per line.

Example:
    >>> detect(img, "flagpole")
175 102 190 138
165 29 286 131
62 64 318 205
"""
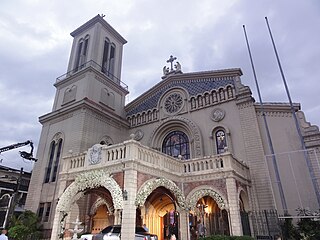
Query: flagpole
265 16 320 206
243 25 288 214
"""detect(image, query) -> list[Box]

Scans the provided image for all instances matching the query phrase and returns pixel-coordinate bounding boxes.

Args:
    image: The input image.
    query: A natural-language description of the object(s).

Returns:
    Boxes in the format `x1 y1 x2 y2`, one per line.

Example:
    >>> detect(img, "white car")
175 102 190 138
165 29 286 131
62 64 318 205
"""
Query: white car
93 225 158 240
80 233 94 240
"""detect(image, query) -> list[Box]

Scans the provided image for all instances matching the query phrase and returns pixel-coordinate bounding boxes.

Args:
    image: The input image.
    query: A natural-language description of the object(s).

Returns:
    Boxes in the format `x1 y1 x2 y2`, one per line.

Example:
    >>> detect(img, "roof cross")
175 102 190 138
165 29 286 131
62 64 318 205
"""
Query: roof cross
166 55 177 71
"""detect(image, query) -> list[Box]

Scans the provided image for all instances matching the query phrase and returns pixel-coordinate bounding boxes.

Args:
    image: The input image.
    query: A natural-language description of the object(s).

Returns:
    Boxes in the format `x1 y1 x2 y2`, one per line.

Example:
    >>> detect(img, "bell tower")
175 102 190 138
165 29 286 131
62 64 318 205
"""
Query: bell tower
52 14 128 116
25 15 130 224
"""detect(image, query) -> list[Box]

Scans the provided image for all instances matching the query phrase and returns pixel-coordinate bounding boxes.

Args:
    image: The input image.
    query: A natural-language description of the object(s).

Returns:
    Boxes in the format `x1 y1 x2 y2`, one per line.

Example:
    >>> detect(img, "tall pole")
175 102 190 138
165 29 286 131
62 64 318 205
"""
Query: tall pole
243 25 288 214
265 16 320 206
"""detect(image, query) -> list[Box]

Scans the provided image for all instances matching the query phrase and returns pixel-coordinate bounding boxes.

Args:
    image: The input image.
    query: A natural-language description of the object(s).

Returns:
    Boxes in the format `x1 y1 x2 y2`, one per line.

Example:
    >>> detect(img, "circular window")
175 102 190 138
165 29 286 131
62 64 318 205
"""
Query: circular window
164 93 183 114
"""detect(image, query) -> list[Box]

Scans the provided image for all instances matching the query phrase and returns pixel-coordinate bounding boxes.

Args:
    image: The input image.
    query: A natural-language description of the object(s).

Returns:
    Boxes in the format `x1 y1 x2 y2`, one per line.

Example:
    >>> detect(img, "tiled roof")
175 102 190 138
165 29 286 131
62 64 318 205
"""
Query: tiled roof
126 77 234 116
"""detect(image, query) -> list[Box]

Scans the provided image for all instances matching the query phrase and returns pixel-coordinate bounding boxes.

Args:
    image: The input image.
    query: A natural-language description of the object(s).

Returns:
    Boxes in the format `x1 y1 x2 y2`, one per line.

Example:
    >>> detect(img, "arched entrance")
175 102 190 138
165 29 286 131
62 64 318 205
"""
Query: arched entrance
138 187 179 240
187 188 229 239
239 190 251 236
189 196 229 238
87 190 115 233
51 169 123 240
135 178 187 240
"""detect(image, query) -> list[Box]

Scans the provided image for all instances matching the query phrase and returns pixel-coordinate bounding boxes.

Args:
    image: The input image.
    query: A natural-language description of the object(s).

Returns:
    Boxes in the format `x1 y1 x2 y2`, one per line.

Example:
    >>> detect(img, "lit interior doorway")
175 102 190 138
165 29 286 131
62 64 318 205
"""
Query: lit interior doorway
189 196 229 239
83 187 115 234
138 187 179 240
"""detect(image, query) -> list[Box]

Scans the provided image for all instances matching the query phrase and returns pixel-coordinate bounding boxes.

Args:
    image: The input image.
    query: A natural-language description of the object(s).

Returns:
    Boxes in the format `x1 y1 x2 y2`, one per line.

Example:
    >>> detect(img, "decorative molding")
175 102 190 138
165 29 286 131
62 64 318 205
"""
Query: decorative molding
134 129 144 141
211 108 225 122
88 144 102 165
163 92 184 114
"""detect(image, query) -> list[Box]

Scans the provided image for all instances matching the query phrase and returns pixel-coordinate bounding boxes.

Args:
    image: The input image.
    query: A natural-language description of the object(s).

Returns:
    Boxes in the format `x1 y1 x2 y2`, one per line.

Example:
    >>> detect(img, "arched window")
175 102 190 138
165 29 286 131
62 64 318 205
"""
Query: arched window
162 131 190 159
51 139 63 182
44 137 63 183
215 129 227 154
102 38 116 77
74 35 89 72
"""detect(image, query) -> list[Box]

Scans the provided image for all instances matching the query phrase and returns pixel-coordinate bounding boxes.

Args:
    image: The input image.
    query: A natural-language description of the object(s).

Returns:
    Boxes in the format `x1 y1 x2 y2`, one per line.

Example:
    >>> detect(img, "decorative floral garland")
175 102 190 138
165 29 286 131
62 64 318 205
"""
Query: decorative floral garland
135 178 187 210
188 189 227 211
56 169 123 212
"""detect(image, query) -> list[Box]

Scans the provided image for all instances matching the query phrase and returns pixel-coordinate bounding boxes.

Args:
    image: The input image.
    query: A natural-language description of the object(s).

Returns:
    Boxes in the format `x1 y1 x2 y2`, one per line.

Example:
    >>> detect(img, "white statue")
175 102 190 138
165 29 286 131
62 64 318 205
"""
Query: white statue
163 66 169 75
174 61 181 71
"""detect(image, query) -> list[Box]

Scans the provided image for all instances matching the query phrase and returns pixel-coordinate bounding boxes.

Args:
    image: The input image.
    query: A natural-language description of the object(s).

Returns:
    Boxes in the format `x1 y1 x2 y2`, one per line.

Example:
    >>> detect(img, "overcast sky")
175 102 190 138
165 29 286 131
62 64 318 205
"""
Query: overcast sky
0 0 319 171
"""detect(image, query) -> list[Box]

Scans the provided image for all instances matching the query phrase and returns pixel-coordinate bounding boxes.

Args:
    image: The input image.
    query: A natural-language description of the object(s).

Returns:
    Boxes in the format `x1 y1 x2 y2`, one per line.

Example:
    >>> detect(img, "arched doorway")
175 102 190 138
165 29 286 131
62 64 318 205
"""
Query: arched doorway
189 196 229 238
138 187 179 240
52 170 123 240
239 190 251 236
135 178 187 240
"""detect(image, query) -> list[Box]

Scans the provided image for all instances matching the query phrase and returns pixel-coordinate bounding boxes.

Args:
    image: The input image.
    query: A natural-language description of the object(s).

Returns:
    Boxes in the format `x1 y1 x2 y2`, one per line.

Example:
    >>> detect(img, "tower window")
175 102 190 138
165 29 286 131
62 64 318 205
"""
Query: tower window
162 131 190 159
74 35 89 72
102 38 116 77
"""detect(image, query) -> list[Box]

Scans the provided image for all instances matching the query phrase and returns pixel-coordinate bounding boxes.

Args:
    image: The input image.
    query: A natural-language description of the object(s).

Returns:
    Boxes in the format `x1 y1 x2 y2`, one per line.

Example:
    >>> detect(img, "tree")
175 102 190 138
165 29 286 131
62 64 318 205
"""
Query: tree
8 210 42 240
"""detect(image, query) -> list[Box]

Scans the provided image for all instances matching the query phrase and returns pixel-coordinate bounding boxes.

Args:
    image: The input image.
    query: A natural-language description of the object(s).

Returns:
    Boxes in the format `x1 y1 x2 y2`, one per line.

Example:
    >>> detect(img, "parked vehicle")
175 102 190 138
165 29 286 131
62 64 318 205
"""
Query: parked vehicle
92 225 158 240
80 233 94 240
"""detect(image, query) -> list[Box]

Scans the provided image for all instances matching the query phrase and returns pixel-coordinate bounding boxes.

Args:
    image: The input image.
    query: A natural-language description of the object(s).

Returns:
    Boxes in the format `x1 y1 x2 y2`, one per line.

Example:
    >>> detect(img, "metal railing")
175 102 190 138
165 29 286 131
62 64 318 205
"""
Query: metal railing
56 60 128 90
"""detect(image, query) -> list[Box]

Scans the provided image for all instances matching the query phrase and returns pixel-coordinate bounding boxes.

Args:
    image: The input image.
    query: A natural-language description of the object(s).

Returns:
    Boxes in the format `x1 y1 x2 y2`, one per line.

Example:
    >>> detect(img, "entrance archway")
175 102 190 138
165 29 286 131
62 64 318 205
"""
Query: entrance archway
239 190 251 236
138 187 179 240
52 169 123 240
135 178 187 240
187 188 229 239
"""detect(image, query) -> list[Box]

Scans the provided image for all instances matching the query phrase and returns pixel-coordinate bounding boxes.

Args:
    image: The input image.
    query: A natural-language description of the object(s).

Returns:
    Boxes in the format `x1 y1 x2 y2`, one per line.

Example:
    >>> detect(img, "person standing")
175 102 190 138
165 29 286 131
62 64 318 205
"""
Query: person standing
0 229 8 240
143 224 149 232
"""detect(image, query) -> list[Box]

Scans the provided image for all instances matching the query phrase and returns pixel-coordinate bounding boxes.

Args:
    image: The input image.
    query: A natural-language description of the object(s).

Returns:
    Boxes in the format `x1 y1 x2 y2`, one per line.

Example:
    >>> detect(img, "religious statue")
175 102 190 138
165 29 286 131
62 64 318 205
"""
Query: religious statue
163 66 170 75
174 61 181 71
162 55 183 78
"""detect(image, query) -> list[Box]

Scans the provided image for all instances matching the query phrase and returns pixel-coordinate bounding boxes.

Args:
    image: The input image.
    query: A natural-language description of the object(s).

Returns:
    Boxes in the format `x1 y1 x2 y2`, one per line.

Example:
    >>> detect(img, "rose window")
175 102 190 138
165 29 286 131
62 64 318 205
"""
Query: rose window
164 93 183 113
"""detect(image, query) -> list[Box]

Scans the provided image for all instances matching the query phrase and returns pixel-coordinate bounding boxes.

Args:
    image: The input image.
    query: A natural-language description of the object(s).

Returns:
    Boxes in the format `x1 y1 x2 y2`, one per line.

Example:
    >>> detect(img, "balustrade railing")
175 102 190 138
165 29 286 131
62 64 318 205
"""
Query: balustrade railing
61 140 249 179
56 60 128 90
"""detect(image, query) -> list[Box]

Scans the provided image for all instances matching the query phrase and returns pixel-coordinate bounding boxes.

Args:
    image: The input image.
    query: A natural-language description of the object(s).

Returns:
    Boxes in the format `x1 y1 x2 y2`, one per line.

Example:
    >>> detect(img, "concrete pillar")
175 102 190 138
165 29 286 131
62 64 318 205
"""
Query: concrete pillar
50 211 62 240
50 178 68 240
114 209 121 225
226 177 242 236
121 167 138 239
179 209 190 240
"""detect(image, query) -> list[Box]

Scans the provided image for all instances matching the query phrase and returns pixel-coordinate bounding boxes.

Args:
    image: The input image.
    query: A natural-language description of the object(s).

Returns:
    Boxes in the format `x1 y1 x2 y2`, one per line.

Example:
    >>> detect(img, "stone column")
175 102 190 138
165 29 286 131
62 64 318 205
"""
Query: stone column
50 177 68 240
121 166 138 239
50 211 62 240
114 209 121 225
226 177 242 236
179 209 190 240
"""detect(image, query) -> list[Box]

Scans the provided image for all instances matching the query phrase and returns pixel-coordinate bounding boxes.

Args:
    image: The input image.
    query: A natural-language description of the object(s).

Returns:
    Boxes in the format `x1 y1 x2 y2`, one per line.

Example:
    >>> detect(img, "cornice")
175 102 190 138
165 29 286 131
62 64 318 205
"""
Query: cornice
70 14 127 44
125 68 241 111
39 99 129 128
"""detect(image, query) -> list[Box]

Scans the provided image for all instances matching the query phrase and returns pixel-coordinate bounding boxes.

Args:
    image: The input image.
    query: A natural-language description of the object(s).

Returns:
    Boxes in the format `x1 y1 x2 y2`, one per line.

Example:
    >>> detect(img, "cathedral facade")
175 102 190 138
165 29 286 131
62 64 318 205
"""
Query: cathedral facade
25 15 320 240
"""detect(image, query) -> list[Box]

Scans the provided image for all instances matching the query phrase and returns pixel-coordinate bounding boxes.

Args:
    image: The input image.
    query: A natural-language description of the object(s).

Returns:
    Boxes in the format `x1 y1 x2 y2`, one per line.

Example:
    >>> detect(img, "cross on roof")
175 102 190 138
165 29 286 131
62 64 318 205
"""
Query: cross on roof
166 55 177 71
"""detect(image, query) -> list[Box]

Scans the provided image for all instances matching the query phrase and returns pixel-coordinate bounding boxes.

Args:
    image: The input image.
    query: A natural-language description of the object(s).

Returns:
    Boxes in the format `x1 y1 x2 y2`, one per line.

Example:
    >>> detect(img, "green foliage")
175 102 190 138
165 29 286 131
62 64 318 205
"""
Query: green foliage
297 218 320 240
280 218 299 239
199 235 254 240
8 210 42 240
